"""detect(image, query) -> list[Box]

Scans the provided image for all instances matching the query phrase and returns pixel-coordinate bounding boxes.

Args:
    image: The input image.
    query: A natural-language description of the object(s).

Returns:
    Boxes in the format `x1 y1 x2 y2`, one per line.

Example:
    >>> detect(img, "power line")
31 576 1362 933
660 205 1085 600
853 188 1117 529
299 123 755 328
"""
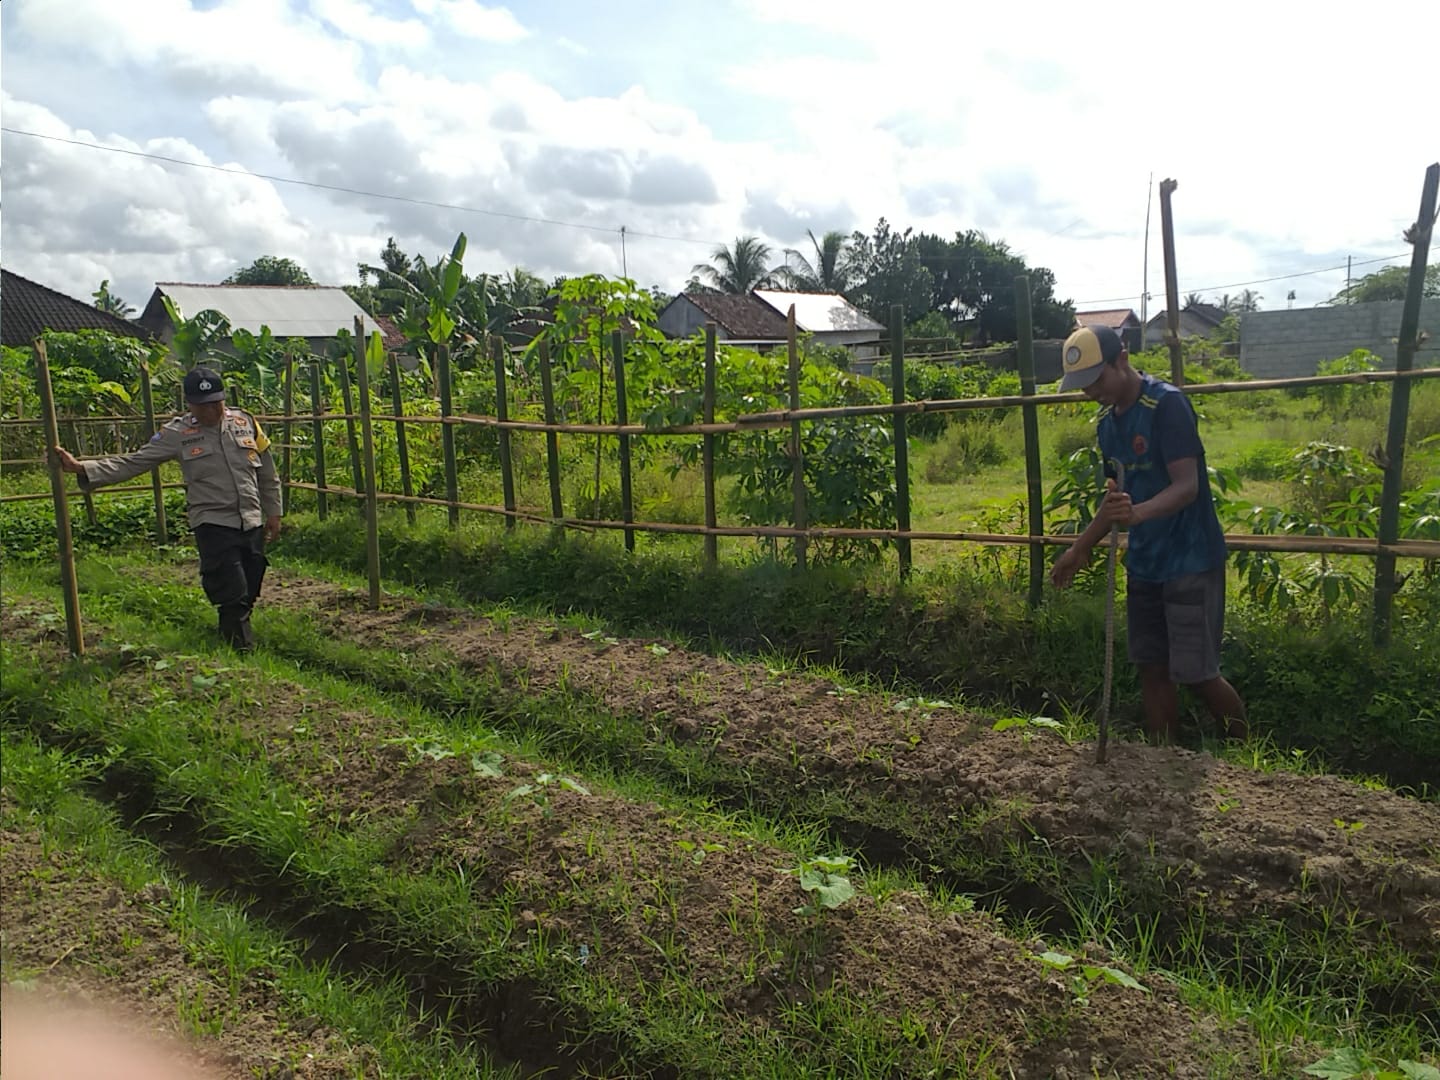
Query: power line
0 126 1419 297
1074 253 1409 307
0 126 720 249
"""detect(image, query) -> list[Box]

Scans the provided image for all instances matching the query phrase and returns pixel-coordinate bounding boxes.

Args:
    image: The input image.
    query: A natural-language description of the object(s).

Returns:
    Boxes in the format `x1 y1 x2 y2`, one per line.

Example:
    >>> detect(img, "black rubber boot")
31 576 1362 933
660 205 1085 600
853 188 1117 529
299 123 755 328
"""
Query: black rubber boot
218 606 255 652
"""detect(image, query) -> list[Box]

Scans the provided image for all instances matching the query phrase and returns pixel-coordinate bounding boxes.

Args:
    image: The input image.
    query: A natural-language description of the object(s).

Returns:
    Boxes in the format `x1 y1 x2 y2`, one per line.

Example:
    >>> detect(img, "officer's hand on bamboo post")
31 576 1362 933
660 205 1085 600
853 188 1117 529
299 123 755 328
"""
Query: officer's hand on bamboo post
264 515 281 544
51 446 85 474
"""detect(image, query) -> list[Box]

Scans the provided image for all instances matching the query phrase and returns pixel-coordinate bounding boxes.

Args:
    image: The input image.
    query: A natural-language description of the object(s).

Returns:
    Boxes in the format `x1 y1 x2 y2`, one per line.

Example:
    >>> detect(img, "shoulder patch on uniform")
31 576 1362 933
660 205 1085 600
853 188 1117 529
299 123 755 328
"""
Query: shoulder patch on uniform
149 432 164 443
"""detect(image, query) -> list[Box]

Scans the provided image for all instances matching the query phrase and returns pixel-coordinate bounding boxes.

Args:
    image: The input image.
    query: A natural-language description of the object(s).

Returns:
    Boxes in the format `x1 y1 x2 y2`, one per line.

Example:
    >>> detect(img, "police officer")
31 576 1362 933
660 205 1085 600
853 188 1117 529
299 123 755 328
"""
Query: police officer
53 366 282 651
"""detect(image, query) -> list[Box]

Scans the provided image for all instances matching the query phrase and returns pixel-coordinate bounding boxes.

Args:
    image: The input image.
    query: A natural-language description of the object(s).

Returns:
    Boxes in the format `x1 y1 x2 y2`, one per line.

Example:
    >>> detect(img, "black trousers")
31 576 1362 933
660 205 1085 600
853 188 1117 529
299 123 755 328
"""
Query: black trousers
193 524 267 647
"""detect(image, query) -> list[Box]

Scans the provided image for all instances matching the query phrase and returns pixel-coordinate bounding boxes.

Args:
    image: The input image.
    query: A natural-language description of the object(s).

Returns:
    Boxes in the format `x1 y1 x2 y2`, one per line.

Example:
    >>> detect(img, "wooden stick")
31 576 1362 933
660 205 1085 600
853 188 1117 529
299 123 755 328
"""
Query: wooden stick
138 360 168 545
336 343 364 510
389 354 416 525
34 340 84 656
1015 275 1044 609
309 362 328 520
437 343 459 528
353 319 382 609
495 338 516 531
890 304 911 579
1373 161 1439 645
0 483 187 504
538 340 563 523
702 324 718 568
1159 177 1184 385
280 354 294 517
787 306 807 569
612 329 634 551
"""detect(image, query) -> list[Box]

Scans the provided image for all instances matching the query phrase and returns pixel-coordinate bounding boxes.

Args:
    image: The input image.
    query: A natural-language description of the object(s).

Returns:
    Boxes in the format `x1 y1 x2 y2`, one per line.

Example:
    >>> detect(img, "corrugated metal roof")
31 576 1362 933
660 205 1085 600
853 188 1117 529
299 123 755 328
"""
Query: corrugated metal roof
753 290 885 334
152 284 383 339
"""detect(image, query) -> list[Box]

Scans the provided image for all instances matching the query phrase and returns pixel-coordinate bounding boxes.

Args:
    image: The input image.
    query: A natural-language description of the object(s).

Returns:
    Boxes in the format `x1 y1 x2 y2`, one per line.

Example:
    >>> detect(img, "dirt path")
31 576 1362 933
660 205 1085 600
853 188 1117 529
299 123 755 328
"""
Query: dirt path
260 571 1440 967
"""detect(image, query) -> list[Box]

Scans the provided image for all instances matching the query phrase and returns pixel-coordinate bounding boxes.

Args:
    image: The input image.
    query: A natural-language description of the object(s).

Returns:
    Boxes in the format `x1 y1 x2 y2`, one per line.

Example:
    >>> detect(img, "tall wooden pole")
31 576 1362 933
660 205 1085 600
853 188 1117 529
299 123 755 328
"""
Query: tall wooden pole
1373 162 1439 645
494 339 516 530
611 329 634 551
437 343 459 528
138 360 169 544
702 325 718 568
787 306 807 570
388 355 416 524
279 354 294 516
538 341 564 523
35 340 85 656
1159 178 1184 386
309 362 328 520
890 305 911 579
353 320 382 609
1016 276 1044 608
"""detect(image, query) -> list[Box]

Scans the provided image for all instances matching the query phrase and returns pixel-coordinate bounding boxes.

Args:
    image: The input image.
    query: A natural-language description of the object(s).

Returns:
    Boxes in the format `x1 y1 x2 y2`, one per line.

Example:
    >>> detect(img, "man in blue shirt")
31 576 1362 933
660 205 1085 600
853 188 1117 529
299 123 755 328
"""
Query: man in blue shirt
1049 326 1246 744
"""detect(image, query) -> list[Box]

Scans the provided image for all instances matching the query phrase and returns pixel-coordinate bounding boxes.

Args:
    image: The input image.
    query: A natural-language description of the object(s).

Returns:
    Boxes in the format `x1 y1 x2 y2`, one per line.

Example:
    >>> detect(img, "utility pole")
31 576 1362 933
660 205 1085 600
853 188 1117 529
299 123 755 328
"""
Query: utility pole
1346 255 1352 303
1141 173 1153 347
620 225 628 280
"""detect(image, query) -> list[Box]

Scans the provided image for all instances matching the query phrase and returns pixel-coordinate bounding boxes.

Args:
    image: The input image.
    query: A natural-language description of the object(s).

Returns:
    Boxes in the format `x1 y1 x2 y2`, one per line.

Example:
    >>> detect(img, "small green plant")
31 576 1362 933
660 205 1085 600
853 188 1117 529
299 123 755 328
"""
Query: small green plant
788 854 856 917
675 839 725 865
1303 1047 1439 1079
1333 818 1367 835
506 772 591 819
992 715 1065 746
1029 950 1149 1007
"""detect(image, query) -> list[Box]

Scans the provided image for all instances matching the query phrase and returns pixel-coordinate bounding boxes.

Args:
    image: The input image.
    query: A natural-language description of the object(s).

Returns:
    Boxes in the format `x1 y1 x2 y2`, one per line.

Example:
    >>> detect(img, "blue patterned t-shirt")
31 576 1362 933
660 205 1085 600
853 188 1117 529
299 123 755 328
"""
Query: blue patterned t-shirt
1096 375 1227 583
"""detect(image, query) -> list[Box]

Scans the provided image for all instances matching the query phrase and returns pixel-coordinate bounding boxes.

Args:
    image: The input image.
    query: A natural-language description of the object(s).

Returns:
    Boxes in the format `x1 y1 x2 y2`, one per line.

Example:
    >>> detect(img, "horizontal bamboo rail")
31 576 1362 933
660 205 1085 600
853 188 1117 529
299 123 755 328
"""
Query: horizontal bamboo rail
0 482 187 504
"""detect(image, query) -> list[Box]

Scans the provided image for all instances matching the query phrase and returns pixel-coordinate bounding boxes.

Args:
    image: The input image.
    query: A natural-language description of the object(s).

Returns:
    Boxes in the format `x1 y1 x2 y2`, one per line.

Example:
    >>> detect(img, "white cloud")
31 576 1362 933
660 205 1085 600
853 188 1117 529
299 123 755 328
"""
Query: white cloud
312 0 430 49
10 0 369 103
0 95 379 308
409 0 528 42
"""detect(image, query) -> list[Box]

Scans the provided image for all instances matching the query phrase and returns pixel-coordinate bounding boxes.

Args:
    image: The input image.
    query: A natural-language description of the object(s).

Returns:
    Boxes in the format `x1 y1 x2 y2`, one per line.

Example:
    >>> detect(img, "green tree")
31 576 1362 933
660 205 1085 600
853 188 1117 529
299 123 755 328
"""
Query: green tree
223 256 316 286
1328 262 1440 304
914 229 1073 342
781 229 852 293
92 280 135 318
1235 288 1264 313
691 236 780 294
845 218 933 327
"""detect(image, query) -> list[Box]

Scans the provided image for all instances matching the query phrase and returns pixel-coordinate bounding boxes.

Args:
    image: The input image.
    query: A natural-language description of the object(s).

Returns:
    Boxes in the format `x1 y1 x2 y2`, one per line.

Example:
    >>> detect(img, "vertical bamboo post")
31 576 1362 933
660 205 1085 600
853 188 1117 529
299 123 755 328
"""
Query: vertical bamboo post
1159 178 1184 386
494 340 517 530
890 305 911 579
437 343 459 527
309 362 328 520
787 306 807 570
1373 161 1439 645
353 319 382 610
611 329 634 551
336 346 364 507
702 324 718 568
35 340 85 656
138 360 169 544
280 354 295 516
388 354 416 525
538 340 564 523
1016 275 1045 608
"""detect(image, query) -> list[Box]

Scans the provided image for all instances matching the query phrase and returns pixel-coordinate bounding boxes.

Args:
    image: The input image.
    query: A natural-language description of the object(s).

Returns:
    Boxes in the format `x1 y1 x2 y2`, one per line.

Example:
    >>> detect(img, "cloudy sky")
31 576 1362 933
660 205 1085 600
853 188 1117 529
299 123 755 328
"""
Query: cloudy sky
2 0 1435 320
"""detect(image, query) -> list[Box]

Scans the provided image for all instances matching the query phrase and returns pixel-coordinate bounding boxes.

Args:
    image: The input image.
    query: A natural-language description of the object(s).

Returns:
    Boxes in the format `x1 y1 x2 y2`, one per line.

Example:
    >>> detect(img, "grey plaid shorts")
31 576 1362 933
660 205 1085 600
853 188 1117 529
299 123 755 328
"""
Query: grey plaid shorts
1126 565 1226 684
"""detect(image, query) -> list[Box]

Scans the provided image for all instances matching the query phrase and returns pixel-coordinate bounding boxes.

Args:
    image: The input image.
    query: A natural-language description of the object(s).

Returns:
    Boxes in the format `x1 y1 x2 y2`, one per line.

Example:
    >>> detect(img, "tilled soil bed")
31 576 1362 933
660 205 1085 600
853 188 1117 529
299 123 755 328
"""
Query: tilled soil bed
251 572 1440 1011
1 592 1265 1078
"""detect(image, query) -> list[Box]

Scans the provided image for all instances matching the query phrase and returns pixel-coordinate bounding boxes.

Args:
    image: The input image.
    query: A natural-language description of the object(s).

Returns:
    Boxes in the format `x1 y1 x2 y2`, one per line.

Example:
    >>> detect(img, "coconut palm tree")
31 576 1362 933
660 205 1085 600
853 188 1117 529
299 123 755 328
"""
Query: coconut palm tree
93 280 135 318
691 236 779 294
781 229 851 293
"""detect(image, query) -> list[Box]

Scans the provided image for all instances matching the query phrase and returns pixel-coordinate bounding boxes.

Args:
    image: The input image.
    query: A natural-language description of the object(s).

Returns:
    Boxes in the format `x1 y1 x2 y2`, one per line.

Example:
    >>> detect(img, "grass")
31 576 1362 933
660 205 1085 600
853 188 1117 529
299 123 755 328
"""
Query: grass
11 554 1434 1072
0 733 514 1079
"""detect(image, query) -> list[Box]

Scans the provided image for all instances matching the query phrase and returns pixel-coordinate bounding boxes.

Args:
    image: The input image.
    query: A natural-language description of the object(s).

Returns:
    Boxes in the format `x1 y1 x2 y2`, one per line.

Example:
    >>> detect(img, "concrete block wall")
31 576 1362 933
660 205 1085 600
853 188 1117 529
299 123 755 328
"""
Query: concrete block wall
1240 299 1440 379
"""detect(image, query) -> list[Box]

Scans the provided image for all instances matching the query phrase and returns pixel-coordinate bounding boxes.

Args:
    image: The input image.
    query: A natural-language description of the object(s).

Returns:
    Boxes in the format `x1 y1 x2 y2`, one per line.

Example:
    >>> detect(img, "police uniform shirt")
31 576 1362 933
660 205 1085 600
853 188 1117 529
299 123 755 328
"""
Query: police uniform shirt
79 408 282 531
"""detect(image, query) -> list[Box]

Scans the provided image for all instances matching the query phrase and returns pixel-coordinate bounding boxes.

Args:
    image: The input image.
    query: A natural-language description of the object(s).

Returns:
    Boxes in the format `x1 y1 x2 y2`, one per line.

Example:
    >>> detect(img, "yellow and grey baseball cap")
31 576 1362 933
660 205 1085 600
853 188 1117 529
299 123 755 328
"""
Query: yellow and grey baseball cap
1059 325 1124 391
